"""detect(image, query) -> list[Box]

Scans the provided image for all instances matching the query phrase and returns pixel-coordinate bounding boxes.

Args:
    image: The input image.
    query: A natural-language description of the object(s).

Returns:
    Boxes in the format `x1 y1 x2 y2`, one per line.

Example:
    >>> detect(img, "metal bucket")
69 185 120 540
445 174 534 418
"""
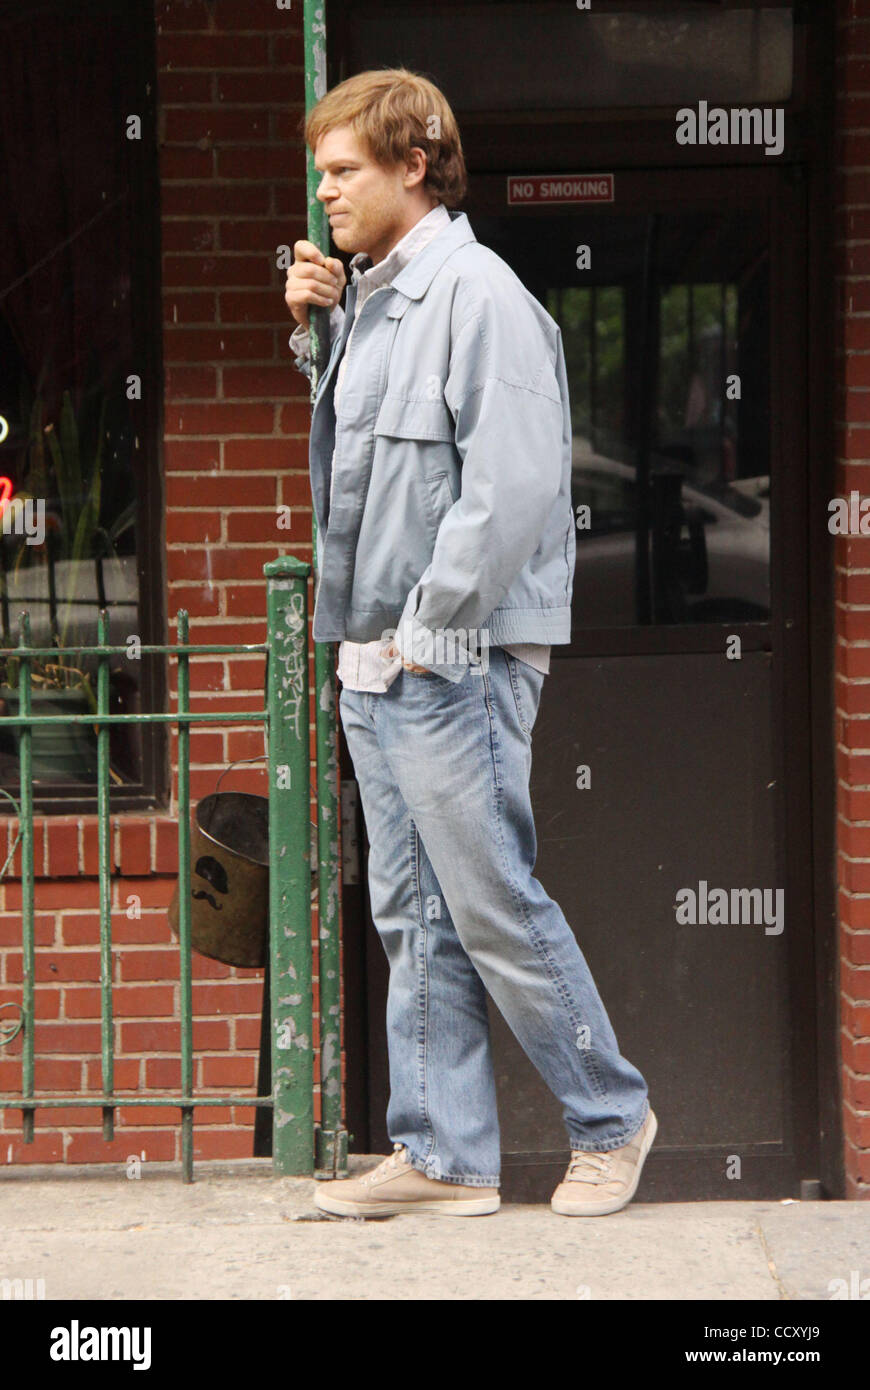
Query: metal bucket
168 789 269 968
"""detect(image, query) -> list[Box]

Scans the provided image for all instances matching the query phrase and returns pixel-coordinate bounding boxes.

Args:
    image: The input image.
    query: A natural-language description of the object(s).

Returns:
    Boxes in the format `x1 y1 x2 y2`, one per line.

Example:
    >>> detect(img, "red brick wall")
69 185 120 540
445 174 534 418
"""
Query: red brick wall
0 0 324 1166
836 0 870 1198
3 0 868 1194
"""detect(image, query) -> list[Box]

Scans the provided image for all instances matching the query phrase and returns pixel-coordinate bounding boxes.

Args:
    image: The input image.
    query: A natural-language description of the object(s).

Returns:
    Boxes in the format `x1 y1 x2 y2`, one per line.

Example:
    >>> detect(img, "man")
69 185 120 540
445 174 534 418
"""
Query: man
285 68 654 1217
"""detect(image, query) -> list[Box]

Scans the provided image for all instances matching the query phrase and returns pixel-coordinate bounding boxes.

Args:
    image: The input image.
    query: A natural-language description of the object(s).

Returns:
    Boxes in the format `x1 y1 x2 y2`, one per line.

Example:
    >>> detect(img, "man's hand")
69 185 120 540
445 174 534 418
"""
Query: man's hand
385 642 429 674
284 240 346 330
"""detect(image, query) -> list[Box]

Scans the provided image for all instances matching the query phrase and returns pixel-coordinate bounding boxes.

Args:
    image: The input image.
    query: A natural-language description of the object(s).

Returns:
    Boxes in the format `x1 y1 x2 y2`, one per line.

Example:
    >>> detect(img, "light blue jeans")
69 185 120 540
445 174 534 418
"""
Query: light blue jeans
338 648 649 1187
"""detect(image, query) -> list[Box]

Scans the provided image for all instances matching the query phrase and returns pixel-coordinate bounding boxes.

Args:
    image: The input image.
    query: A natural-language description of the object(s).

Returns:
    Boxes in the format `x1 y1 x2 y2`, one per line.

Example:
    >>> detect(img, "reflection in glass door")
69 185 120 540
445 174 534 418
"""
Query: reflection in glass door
474 207 771 631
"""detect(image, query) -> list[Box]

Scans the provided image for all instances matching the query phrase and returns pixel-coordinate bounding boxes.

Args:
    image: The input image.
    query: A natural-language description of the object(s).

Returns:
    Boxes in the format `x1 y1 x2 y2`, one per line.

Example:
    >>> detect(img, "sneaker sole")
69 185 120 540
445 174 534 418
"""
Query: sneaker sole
550 1108 658 1217
313 1188 500 1219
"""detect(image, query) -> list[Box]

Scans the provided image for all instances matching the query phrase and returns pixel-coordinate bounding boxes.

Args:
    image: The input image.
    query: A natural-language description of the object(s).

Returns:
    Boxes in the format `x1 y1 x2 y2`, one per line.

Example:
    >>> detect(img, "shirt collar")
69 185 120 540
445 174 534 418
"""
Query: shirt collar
349 203 452 289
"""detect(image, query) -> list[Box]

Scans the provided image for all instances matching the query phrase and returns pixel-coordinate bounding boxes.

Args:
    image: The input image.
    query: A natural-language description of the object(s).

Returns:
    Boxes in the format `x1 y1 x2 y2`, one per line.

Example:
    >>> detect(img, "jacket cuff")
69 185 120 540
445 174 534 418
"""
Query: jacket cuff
393 615 477 685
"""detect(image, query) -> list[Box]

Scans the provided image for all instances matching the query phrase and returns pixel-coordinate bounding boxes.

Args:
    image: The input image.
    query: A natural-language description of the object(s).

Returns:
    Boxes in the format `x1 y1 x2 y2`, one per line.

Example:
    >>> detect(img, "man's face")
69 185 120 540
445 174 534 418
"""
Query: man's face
314 126 427 263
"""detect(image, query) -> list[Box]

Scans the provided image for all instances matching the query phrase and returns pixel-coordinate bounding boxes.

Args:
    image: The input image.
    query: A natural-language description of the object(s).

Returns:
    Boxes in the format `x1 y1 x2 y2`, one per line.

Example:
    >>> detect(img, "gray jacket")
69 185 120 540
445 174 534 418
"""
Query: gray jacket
296 210 576 683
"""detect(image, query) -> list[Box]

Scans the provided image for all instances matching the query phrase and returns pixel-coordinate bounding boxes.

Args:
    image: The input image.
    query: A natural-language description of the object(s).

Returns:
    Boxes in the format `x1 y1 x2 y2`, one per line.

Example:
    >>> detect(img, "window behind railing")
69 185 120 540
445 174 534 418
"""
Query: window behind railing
0 0 165 809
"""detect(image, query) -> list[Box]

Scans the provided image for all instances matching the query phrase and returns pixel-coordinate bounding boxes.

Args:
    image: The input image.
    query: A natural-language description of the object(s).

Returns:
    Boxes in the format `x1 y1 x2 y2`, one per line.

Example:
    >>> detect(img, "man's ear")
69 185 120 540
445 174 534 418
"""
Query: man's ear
403 146 429 190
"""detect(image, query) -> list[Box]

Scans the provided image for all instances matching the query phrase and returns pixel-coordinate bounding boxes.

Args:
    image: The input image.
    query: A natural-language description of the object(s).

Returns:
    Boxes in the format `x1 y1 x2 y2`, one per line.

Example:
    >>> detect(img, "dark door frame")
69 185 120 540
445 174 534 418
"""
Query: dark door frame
336 0 842 1197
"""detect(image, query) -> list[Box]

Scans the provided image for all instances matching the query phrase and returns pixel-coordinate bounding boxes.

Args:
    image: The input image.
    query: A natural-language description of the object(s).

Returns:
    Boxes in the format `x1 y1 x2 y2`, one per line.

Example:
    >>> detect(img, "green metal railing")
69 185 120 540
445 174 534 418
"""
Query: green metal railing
0 1 348 1185
0 555 347 1182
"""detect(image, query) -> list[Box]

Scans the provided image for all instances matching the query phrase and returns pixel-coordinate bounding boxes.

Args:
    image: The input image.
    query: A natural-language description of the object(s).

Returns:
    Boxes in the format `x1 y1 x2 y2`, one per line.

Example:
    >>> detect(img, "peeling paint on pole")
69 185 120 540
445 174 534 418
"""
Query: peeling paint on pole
265 556 314 1174
304 0 329 393
304 0 348 1179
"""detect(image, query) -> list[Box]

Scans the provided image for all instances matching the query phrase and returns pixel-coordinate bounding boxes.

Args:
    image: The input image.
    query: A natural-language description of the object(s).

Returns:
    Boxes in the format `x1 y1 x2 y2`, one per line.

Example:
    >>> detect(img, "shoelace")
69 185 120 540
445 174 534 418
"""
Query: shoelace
566 1150 613 1184
360 1142 408 1186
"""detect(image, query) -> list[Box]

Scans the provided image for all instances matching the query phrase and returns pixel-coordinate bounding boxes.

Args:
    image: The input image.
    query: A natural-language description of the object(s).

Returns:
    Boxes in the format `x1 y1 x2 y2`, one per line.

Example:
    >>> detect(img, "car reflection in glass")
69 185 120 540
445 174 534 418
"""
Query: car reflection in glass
570 438 770 627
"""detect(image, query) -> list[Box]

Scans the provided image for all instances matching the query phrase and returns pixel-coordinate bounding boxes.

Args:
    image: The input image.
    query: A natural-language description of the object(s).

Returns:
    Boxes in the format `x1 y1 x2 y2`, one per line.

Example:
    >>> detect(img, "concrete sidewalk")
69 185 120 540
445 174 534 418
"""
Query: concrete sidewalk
0 1156 867 1301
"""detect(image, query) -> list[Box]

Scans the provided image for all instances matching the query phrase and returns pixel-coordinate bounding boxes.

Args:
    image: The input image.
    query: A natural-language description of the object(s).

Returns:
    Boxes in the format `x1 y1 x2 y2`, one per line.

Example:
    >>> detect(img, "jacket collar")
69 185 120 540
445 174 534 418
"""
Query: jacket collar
386 210 476 303
326 211 474 344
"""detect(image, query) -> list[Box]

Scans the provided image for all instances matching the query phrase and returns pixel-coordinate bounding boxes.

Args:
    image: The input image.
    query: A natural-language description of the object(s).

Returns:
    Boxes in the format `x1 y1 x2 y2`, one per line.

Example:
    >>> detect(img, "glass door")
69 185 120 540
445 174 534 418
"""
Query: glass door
447 165 815 1201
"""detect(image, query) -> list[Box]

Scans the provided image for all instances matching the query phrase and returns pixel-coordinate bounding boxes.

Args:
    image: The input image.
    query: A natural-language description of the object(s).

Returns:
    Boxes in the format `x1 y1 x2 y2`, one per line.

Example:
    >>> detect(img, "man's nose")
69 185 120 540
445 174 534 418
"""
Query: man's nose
316 175 335 203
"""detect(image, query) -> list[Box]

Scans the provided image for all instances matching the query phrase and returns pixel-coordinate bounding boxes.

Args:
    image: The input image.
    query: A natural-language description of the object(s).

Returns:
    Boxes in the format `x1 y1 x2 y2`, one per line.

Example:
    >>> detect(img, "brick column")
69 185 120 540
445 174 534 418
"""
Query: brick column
835 0 870 1198
155 0 327 1143
157 0 312 796
0 1 328 1169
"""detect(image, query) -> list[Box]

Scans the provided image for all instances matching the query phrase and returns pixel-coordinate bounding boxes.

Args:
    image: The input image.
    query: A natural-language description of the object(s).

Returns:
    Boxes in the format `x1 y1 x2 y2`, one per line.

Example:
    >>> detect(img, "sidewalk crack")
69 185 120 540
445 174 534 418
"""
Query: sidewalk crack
754 1219 790 1300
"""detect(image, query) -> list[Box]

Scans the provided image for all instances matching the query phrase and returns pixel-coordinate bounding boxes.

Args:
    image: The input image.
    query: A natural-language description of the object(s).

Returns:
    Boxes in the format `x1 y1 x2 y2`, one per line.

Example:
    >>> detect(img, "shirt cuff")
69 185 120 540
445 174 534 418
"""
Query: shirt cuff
288 322 310 355
288 303 344 363
288 324 310 375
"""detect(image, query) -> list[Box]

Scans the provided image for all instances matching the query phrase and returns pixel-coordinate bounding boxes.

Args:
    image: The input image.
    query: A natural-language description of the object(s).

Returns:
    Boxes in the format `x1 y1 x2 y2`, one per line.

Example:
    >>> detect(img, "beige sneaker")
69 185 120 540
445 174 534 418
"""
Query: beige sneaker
313 1143 500 1218
551 1108 657 1216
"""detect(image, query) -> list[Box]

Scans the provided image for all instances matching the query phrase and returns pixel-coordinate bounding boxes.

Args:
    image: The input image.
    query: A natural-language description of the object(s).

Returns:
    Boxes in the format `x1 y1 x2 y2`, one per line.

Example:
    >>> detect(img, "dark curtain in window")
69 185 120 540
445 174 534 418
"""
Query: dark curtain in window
0 0 133 424
0 0 152 799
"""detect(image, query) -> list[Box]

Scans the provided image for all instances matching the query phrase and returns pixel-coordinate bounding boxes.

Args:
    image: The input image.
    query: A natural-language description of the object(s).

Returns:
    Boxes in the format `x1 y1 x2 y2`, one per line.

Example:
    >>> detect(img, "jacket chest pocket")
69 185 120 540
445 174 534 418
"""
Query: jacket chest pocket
372 396 459 534
373 395 456 442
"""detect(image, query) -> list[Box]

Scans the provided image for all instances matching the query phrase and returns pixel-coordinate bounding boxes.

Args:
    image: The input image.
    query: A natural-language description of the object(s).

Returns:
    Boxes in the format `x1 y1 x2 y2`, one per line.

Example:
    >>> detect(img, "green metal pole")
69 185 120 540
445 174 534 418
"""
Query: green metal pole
265 556 314 1174
313 664 345 1177
304 0 330 390
304 0 347 1177
176 609 194 1182
18 613 34 1143
96 610 114 1142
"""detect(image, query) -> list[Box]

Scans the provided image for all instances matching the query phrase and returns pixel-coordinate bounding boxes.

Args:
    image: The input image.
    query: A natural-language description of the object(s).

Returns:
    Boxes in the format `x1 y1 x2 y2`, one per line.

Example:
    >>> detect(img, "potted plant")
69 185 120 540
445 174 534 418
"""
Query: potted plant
0 652 99 783
0 385 136 786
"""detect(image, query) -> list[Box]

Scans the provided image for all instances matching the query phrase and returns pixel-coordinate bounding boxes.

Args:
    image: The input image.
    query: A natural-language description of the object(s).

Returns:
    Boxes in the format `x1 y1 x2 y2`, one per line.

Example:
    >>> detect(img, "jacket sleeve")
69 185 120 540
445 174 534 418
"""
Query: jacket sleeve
395 294 566 683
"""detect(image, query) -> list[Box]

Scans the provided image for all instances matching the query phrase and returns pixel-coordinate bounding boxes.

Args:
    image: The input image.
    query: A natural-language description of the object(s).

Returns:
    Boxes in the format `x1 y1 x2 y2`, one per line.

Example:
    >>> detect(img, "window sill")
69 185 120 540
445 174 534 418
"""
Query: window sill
1 811 183 881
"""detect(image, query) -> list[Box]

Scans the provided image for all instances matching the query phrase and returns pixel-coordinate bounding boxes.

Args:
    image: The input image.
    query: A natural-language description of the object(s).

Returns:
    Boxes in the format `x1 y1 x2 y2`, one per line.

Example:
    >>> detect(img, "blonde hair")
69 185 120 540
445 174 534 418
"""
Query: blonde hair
305 68 467 207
